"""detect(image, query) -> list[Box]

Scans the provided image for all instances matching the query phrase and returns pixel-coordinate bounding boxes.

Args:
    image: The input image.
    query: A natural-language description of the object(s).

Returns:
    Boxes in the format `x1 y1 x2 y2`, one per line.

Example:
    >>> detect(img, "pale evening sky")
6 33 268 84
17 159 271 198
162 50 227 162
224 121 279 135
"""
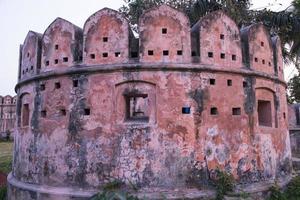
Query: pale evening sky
0 0 295 96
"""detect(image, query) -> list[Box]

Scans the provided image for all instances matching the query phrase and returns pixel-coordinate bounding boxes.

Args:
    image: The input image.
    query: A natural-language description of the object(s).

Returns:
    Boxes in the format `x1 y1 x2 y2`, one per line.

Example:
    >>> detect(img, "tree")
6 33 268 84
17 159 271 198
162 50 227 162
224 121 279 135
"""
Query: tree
288 74 300 103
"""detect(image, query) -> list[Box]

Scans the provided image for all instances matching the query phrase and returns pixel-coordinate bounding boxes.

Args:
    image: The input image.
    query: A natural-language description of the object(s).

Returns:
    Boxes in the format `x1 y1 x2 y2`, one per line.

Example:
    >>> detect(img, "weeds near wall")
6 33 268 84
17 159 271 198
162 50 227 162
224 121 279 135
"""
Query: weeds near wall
90 180 139 200
267 176 300 200
211 169 235 200
0 186 7 200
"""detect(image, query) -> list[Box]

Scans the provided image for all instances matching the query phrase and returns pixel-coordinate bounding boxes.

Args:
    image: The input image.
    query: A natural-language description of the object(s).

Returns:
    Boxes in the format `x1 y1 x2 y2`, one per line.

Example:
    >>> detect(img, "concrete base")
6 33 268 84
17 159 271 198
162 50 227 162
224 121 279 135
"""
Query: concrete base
7 172 292 200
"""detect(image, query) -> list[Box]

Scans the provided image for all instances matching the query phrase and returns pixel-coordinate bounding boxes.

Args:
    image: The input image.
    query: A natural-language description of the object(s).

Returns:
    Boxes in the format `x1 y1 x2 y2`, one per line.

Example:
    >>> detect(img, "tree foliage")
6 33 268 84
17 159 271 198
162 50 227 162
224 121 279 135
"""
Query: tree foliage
288 74 300 103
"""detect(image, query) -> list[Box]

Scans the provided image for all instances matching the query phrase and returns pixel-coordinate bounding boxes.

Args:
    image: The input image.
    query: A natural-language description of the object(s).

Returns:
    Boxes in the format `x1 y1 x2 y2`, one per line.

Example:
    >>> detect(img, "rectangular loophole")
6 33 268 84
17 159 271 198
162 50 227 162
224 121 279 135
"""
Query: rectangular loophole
40 84 46 91
232 108 241 115
258 100 272 127
162 28 167 34
55 44 59 50
262 59 265 64
41 110 47 118
220 53 225 59
261 41 264 47
90 54 95 59
22 104 29 127
84 108 90 116
115 52 121 57
54 59 59 64
55 82 61 89
46 61 50 66
227 79 232 86
210 79 215 85
103 37 108 42
60 109 66 116
254 57 258 62
182 107 191 114
73 80 78 87
220 34 225 40
102 53 108 58
163 50 169 56
208 52 213 58
232 55 237 61
210 107 218 115
30 66 34 70
268 62 271 66
148 50 154 56
63 57 68 62
243 81 248 88
177 50 183 55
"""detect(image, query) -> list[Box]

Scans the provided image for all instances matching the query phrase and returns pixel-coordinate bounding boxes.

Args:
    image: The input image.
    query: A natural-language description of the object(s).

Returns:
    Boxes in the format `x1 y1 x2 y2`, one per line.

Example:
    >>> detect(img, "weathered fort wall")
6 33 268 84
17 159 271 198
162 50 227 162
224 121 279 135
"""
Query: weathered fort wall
8 6 291 199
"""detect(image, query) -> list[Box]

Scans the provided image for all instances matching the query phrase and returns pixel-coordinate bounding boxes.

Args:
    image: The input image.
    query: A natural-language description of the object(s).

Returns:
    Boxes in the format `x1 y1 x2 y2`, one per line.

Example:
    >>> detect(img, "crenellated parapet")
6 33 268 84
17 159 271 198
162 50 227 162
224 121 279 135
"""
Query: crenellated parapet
18 6 284 81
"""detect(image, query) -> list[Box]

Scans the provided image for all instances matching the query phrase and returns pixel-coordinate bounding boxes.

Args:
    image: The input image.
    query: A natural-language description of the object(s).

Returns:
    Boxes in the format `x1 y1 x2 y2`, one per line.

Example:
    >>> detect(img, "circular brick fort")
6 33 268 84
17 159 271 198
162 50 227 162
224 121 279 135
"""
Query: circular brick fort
8 5 292 199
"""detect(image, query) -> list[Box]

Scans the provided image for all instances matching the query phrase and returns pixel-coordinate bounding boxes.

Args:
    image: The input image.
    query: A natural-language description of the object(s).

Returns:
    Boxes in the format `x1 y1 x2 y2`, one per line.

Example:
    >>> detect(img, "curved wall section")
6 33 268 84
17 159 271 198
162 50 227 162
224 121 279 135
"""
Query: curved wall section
9 5 291 200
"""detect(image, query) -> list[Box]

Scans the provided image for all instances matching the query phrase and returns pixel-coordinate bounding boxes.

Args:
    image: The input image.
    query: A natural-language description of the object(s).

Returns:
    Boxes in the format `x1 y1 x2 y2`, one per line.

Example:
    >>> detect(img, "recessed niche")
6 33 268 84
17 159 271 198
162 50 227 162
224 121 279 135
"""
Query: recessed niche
227 79 232 86
254 57 258 62
258 100 272 127
210 79 216 85
148 50 154 56
103 53 108 58
46 61 50 66
22 104 29 127
55 44 59 50
31 66 34 70
220 34 225 40
177 50 183 55
243 81 248 88
27 52 30 57
210 107 218 115
261 41 264 47
208 52 213 58
54 59 59 64
162 28 167 34
232 107 241 115
63 57 68 62
125 93 149 122
163 50 169 56
192 51 197 57
262 59 265 64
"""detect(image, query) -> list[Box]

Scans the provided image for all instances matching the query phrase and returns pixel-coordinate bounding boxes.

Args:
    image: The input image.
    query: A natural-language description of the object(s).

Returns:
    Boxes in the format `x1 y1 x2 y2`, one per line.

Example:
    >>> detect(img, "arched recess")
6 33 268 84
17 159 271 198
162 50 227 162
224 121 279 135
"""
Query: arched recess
255 87 277 128
114 80 157 124
139 5 191 63
17 93 31 128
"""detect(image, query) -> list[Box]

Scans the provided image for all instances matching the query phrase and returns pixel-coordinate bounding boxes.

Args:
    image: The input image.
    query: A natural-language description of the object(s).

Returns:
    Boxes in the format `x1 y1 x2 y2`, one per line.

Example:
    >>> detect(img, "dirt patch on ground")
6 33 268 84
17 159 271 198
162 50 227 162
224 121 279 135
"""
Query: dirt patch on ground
0 172 7 186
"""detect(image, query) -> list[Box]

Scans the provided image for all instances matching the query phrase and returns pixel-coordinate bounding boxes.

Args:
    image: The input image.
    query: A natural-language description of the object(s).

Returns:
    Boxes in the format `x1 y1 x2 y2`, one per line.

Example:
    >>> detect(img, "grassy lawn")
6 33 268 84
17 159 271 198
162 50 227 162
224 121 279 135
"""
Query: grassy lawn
0 142 13 174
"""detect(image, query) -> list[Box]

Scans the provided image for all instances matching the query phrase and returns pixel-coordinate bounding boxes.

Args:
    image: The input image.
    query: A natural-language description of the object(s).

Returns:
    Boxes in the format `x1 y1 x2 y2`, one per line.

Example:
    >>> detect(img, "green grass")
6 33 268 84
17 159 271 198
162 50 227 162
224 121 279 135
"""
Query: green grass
0 142 13 174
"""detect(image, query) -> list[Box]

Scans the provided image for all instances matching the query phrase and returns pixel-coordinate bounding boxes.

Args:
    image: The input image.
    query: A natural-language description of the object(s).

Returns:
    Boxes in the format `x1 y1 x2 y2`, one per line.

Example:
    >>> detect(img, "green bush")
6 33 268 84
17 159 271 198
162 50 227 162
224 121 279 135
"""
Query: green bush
0 186 7 200
285 176 300 200
212 169 235 200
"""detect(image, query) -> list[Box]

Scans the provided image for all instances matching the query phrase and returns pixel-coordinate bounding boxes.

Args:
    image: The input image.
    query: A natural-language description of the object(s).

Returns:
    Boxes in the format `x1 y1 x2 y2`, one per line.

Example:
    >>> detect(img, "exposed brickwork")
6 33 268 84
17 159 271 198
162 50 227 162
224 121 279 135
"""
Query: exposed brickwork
9 5 291 199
